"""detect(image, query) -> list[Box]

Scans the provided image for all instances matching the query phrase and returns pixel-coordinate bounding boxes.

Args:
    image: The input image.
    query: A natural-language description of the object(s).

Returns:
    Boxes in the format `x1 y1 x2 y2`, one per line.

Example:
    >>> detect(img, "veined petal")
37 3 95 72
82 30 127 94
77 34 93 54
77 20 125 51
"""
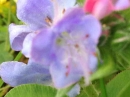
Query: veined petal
50 60 82 88
9 24 32 51
17 0 54 30
0 61 51 87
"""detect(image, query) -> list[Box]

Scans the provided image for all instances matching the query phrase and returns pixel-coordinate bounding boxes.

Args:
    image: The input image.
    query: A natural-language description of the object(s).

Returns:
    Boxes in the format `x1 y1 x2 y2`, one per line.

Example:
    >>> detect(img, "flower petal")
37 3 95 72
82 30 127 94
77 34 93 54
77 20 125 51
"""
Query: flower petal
84 0 113 19
91 0 113 19
57 0 76 9
67 84 80 97
84 0 130 19
114 0 130 10
0 61 51 87
9 24 32 51
52 0 76 23
89 53 98 71
31 28 55 65
54 8 101 44
17 0 54 30
50 59 82 88
22 32 36 58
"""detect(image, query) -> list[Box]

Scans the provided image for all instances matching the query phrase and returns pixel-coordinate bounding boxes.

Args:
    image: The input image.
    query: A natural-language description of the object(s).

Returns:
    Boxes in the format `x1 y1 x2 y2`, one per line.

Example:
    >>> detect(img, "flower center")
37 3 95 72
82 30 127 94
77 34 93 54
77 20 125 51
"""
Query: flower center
56 32 89 66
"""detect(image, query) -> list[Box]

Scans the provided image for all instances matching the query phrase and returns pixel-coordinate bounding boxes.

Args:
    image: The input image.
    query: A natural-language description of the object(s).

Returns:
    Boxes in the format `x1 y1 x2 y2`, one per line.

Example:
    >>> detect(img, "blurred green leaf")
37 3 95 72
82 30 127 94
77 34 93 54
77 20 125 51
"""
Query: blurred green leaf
0 26 8 41
0 79 4 88
5 84 57 97
100 70 130 97
119 8 130 22
0 50 13 64
56 85 74 97
90 49 117 81
111 29 130 70
77 0 85 6
77 84 99 97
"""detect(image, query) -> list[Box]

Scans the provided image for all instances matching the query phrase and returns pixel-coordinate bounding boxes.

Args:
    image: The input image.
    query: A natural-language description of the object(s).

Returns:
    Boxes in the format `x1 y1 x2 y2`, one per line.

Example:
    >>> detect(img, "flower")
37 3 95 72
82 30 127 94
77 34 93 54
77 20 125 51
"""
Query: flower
0 0 101 90
30 8 101 88
0 60 52 87
84 0 130 19
9 0 76 52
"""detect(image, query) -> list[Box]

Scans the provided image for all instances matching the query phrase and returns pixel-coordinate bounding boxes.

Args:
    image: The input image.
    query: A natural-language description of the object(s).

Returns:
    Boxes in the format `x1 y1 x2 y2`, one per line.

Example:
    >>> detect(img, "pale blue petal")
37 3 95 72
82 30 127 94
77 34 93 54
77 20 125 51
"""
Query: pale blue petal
57 0 76 9
9 24 32 51
89 53 98 71
67 84 80 97
22 32 36 58
31 28 55 65
0 61 51 87
50 60 82 88
17 0 54 30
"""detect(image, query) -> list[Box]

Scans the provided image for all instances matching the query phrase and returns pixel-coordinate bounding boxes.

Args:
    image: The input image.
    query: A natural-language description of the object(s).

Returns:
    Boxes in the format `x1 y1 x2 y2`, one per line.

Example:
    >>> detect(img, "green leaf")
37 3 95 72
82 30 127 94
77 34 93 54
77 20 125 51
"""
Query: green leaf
77 84 99 97
5 84 57 97
111 30 130 69
77 0 85 6
119 8 130 22
0 26 8 41
0 50 13 64
100 70 130 97
90 49 117 81
56 85 75 97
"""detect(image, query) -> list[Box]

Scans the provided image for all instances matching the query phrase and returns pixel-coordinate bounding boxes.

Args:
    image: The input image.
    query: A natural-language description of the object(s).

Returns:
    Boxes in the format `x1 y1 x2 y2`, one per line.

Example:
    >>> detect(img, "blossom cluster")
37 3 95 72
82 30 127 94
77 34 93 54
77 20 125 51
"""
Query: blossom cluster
0 0 130 96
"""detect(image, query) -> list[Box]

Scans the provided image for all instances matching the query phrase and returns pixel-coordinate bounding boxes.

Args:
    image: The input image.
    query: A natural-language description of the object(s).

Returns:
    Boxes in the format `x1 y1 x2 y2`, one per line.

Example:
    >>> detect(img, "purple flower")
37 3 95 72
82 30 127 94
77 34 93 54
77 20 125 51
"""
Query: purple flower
9 0 76 51
0 60 52 87
30 8 101 88
0 0 101 91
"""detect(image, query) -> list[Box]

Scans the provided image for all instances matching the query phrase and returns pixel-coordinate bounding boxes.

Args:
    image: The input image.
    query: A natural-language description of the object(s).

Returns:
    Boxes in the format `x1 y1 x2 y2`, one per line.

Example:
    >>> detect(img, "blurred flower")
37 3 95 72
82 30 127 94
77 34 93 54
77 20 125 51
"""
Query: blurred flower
84 0 130 19
0 0 16 18
0 0 6 4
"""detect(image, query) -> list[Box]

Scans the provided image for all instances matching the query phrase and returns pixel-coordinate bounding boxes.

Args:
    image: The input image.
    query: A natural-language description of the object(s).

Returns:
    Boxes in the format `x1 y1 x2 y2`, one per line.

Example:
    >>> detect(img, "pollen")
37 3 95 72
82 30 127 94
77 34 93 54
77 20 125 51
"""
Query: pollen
65 65 70 77
85 34 89 38
45 16 52 26
75 44 79 48
62 9 66 14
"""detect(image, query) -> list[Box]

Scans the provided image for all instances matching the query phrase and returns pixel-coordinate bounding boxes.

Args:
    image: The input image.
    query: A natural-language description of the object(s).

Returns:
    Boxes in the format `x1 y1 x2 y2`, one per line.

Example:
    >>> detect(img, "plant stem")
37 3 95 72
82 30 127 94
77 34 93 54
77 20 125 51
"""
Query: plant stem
0 85 11 97
4 0 11 52
100 78 107 97
14 52 22 61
